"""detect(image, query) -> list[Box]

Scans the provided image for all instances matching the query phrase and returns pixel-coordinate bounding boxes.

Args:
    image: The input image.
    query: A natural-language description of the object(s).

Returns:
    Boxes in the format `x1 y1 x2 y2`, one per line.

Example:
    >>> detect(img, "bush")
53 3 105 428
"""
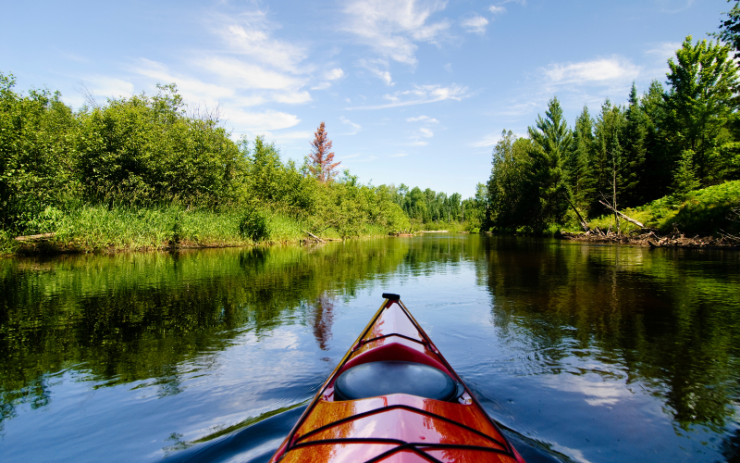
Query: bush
239 208 269 242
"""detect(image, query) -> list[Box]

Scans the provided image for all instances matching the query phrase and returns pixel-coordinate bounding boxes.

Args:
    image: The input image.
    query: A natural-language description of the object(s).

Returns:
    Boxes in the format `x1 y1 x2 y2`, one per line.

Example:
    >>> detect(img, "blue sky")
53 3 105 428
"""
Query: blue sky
0 0 729 197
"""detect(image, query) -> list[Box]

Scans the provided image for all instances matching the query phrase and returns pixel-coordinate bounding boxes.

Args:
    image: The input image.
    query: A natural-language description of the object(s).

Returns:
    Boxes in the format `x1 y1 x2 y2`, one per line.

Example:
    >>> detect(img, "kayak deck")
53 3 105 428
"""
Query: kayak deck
270 295 525 463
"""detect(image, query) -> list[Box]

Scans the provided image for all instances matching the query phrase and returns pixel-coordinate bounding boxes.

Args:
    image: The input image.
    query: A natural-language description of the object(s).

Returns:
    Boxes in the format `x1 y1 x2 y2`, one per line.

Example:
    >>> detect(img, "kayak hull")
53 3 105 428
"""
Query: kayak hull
270 296 526 463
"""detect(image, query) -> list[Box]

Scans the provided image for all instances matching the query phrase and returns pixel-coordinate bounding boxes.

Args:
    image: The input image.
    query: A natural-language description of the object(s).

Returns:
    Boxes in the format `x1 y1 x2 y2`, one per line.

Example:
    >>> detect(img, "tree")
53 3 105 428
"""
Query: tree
567 106 594 212
716 0 740 60
308 122 340 183
640 80 671 200
527 97 573 228
664 36 739 186
623 82 648 207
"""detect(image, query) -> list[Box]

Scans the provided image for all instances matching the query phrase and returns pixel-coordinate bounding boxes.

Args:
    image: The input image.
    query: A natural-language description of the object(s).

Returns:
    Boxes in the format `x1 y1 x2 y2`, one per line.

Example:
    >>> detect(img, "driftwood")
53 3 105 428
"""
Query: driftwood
304 231 325 243
561 229 740 249
597 200 645 229
14 233 55 242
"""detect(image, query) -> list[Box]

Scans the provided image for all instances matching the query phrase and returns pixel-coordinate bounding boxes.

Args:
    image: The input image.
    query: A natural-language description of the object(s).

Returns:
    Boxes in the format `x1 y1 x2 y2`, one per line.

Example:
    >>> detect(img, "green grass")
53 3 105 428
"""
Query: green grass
0 204 412 255
565 180 740 236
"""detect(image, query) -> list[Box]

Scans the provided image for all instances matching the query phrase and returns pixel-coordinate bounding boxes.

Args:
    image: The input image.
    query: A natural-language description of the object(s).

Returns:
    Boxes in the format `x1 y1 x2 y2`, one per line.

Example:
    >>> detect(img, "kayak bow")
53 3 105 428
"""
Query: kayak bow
269 294 527 463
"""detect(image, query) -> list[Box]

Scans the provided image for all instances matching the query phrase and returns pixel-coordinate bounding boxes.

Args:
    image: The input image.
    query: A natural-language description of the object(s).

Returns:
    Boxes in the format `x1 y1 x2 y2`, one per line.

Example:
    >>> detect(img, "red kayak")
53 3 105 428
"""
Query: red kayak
269 294 527 463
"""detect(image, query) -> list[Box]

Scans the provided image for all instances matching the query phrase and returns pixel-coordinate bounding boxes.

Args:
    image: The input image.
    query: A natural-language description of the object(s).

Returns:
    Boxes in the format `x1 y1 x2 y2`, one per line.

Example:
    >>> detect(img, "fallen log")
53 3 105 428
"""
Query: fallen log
304 231 325 243
14 233 55 242
597 200 645 229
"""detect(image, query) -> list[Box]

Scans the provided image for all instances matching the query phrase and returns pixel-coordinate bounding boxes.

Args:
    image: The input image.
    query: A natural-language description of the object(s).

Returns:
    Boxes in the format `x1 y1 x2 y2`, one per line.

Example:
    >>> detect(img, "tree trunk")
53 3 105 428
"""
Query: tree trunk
598 197 645 229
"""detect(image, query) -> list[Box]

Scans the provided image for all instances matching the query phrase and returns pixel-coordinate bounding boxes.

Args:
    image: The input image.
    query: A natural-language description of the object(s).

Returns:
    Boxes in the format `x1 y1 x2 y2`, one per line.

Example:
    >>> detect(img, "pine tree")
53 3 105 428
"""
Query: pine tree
664 36 739 186
623 82 648 207
567 106 594 212
308 122 340 183
640 80 671 200
589 99 626 216
671 149 700 201
527 97 573 228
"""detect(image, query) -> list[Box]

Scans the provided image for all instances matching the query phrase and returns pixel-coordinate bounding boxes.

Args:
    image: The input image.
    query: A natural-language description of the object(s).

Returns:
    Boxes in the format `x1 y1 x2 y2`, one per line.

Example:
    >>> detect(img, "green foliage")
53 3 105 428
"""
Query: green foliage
239 207 269 242
671 149 701 201
484 32 740 235
571 180 740 236
0 72 78 235
664 36 739 186
76 84 246 206
527 97 573 228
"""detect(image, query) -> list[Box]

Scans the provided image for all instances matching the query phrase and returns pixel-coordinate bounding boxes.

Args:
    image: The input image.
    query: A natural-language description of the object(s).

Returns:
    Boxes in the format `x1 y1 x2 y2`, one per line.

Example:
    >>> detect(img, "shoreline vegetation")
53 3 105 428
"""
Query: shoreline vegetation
0 75 483 256
481 34 740 250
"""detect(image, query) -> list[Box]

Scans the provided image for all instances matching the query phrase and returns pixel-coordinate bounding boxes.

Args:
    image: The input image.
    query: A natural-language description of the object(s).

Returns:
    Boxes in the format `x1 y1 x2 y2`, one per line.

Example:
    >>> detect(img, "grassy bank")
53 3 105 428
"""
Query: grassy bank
0 205 400 255
564 180 740 236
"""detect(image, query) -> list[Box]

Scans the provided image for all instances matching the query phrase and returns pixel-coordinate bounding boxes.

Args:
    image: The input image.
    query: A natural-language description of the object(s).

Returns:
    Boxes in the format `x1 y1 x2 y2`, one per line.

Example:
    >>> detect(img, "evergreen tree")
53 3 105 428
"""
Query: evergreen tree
640 80 671 200
527 97 573 228
664 36 739 186
308 122 340 183
623 82 648 207
671 149 700 201
588 100 626 215
567 106 594 212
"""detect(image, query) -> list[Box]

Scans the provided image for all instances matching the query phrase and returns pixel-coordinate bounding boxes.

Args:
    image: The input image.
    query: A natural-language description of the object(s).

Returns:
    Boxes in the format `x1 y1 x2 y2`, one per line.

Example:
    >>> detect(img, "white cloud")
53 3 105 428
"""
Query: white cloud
406 115 439 123
84 76 135 99
344 155 378 163
222 109 300 132
419 127 434 137
196 56 305 91
359 59 394 86
444 63 452 73
134 59 234 106
542 57 640 85
461 15 489 35
409 140 429 146
391 152 410 157
471 132 503 148
343 0 450 65
645 42 680 63
325 68 345 80
489 5 506 14
349 84 468 110
213 12 307 73
340 116 362 135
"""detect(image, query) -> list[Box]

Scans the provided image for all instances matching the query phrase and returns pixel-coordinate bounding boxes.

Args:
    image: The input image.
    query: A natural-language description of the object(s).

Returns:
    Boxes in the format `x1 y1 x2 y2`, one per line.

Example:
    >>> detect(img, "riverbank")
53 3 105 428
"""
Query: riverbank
555 181 740 249
0 205 396 255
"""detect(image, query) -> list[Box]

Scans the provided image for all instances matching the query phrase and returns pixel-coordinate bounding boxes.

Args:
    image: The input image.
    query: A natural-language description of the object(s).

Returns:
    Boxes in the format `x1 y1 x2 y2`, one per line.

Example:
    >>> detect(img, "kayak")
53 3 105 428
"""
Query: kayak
269 293 527 463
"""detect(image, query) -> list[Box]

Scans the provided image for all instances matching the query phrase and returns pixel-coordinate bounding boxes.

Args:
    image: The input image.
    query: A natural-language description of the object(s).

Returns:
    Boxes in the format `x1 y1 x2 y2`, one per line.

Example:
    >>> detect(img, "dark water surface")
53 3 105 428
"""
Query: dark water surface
1 236 739 462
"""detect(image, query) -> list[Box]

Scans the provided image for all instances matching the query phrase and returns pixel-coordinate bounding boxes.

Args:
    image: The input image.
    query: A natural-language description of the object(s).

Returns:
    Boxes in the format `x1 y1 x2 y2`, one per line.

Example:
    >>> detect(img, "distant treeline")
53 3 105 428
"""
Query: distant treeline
0 74 478 244
485 36 740 233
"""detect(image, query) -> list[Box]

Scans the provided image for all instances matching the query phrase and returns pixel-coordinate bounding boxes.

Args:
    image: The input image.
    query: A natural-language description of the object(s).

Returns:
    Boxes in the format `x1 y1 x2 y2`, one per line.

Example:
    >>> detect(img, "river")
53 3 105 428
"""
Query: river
1 235 739 462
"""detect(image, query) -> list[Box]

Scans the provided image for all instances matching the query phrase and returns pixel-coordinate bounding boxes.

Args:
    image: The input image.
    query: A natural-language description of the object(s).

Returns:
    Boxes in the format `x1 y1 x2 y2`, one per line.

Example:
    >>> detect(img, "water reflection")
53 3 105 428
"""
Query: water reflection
0 236 738 463
481 237 740 432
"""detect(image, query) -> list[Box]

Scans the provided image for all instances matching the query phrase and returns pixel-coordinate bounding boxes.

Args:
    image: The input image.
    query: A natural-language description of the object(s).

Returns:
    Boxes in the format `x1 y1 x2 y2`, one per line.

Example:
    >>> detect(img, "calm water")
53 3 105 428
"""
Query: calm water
1 236 739 463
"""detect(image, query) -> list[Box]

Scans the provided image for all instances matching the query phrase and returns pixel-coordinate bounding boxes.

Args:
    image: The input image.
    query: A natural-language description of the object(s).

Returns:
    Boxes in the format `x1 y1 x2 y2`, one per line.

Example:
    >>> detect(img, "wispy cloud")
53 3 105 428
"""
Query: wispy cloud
340 116 362 135
359 59 394 86
645 42 680 63
82 76 135 99
391 152 410 157
349 84 468 110
212 11 307 73
222 109 300 132
343 0 450 65
461 15 489 35
489 5 506 14
406 115 439 123
470 133 501 148
542 57 640 85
